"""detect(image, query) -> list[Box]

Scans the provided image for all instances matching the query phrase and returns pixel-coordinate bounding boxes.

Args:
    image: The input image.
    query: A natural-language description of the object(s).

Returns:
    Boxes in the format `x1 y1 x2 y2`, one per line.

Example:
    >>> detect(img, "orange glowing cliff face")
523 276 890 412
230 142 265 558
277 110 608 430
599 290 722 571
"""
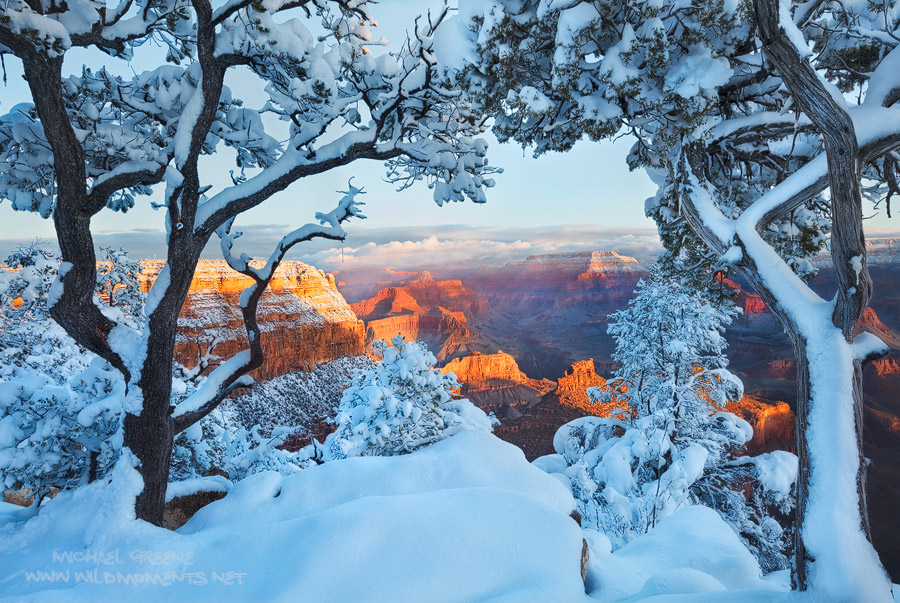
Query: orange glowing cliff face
439 351 555 413
139 260 365 380
350 272 486 363
555 359 629 418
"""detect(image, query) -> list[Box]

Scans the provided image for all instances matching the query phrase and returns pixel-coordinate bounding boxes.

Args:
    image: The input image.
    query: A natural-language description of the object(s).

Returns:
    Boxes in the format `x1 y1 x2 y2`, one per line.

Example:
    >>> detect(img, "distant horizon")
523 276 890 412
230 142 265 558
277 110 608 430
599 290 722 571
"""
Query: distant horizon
6 223 900 276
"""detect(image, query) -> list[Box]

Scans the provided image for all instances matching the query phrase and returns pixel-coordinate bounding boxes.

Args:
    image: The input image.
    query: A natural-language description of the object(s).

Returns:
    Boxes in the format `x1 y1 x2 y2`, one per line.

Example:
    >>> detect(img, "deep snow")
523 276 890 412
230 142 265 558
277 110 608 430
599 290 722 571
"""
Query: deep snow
0 431 860 602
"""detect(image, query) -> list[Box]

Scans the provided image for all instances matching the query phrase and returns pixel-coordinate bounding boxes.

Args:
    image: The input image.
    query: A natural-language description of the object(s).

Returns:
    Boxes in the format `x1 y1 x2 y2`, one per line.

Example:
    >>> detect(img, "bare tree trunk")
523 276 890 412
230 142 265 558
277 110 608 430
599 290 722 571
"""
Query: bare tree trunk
124 236 203 524
123 405 174 525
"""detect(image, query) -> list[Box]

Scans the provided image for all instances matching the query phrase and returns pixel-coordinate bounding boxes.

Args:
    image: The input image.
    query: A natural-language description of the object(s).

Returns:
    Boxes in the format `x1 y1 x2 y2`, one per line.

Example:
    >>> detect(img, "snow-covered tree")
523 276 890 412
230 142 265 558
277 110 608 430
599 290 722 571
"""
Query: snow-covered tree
552 274 796 570
446 0 899 595
95 247 146 326
552 276 781 554
0 1 496 524
1 246 126 499
1 245 315 499
591 272 745 438
322 336 494 460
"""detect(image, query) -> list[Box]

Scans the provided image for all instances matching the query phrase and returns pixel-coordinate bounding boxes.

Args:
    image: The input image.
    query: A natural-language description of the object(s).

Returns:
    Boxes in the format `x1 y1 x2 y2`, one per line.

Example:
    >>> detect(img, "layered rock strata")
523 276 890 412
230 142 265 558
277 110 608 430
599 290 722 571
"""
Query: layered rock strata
351 272 487 362
140 260 365 380
441 351 555 418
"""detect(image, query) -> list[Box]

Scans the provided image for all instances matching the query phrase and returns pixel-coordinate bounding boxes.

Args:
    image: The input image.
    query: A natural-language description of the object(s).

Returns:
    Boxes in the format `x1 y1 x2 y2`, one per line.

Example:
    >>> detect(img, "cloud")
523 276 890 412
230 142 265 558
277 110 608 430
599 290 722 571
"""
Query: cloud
1 223 664 271
288 225 664 272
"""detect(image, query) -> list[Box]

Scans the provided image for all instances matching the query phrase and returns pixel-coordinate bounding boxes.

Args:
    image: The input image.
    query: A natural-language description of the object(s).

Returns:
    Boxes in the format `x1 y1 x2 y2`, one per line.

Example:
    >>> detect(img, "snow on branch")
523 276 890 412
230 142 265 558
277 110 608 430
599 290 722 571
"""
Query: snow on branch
171 182 365 432
679 149 828 330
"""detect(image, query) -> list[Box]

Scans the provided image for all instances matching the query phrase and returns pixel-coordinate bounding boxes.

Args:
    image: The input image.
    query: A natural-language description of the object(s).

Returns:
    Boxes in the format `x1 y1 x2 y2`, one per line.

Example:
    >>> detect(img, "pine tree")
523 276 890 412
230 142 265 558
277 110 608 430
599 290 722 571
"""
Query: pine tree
322 336 494 460
554 270 796 569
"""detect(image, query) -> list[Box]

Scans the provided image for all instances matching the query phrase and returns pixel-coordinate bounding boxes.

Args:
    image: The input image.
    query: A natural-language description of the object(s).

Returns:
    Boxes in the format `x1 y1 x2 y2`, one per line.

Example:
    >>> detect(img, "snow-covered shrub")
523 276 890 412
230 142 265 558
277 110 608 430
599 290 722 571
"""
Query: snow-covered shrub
170 408 315 483
555 415 712 546
0 359 124 495
0 244 305 496
551 273 796 570
691 451 798 573
225 356 375 436
322 336 494 460
0 246 129 497
0 245 90 382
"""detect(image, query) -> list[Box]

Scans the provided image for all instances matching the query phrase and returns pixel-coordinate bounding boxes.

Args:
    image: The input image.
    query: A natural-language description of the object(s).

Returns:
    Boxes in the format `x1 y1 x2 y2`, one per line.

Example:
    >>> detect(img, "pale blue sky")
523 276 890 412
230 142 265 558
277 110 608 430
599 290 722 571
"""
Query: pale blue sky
0 0 896 267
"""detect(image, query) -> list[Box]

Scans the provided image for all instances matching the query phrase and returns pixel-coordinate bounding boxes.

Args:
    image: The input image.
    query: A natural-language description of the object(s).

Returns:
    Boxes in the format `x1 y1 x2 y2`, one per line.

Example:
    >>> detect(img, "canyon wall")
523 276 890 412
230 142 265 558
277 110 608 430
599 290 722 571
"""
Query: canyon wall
140 260 365 381
351 272 489 362
442 351 555 418
554 359 629 418
464 251 647 378
725 396 796 455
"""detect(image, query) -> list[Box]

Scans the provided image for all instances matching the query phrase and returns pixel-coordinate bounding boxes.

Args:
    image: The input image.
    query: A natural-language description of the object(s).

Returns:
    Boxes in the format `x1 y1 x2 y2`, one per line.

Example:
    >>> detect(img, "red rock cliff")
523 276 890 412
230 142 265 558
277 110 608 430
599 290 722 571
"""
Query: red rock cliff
443 350 527 387
352 272 486 362
725 396 796 455
554 359 629 418
140 260 365 380
441 351 555 415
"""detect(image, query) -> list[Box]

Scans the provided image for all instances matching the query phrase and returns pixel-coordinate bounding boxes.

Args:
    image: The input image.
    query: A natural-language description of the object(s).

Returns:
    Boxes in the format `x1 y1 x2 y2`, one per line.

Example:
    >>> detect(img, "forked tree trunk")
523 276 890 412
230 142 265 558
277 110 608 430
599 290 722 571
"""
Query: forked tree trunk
747 1 889 595
680 152 889 597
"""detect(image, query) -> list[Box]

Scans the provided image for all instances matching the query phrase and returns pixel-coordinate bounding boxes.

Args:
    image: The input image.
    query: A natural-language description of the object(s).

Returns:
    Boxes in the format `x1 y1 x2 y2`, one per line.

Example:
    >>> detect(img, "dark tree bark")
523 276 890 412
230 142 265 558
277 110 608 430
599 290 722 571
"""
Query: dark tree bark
753 0 874 588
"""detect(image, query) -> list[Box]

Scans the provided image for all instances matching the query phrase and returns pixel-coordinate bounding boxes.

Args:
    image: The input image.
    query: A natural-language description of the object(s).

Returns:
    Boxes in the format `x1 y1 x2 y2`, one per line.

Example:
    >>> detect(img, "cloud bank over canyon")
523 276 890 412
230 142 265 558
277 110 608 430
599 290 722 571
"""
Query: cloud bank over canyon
0 225 664 271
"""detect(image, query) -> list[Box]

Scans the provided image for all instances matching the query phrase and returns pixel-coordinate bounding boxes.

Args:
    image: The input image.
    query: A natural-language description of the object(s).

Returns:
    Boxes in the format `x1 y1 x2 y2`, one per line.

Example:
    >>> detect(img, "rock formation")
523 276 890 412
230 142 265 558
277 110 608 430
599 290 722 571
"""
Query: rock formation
442 351 555 418
140 260 365 381
725 396 796 455
351 272 488 362
857 307 900 350
443 350 528 385
872 356 900 377
554 359 628 418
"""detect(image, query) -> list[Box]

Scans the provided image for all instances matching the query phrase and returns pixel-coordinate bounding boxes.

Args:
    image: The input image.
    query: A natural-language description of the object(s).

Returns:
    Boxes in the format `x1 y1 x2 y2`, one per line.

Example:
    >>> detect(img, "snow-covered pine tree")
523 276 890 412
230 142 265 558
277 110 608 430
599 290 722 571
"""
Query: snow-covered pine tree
445 0 899 594
553 270 796 570
322 336 494 460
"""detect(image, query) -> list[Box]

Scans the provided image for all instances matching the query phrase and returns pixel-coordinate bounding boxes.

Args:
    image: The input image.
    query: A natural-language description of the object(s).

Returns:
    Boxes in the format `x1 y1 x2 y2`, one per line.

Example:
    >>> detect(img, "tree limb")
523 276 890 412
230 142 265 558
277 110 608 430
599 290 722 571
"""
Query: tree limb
171 184 365 432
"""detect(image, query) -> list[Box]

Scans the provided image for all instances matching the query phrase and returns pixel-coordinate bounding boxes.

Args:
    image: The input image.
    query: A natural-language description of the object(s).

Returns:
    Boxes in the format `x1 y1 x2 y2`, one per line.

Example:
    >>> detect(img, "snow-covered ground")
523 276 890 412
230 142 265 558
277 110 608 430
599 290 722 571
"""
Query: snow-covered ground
0 430 820 602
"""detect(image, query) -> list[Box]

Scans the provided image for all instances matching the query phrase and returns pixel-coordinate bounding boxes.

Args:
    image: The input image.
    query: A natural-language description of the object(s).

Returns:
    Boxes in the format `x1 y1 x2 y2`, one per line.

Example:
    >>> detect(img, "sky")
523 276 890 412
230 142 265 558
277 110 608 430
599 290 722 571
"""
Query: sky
0 0 898 273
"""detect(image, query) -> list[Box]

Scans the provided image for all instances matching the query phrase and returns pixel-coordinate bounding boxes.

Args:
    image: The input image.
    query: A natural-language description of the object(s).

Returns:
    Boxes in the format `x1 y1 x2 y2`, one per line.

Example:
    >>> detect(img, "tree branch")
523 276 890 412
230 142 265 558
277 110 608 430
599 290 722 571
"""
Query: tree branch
755 0 870 337
194 137 400 235
171 183 365 432
17 50 129 378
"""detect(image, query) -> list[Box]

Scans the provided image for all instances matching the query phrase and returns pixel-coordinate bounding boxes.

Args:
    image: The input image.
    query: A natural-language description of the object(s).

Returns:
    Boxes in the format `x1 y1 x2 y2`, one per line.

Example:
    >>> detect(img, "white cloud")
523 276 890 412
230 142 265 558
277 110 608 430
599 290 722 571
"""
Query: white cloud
0 224 664 271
